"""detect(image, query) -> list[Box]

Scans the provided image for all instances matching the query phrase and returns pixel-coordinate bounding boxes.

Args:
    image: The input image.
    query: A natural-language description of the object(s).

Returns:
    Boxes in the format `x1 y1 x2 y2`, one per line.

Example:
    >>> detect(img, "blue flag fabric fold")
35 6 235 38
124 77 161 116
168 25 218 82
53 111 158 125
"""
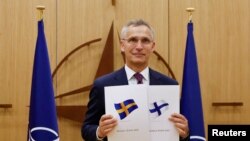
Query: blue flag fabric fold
180 22 206 141
28 20 59 141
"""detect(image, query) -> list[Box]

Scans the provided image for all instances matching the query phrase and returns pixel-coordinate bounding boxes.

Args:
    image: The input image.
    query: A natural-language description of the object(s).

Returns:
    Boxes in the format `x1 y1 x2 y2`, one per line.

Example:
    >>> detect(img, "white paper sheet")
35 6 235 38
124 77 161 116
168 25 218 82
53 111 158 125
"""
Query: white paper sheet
105 85 179 141
148 86 179 141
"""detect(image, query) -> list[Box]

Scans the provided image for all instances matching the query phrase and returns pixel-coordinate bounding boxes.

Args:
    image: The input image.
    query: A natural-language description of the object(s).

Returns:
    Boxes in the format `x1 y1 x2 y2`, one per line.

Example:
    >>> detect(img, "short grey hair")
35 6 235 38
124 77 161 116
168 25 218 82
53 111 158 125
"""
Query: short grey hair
120 19 155 40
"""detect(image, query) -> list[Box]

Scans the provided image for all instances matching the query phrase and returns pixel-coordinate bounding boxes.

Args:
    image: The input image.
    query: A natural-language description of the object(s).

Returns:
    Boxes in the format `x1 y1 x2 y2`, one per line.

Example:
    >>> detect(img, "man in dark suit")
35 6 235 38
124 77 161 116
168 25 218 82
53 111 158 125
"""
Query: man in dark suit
81 19 189 141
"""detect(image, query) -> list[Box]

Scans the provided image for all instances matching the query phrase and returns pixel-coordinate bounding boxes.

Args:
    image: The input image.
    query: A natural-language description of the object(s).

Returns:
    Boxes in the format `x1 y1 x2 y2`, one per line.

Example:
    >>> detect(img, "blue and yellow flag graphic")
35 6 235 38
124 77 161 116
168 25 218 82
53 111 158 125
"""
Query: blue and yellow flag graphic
27 20 59 141
114 99 138 120
180 22 206 141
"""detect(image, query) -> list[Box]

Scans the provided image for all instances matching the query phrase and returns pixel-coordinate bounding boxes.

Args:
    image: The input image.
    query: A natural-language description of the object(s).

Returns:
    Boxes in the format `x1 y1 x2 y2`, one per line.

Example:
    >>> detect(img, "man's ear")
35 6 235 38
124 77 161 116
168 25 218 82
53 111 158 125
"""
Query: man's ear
151 42 156 52
120 40 125 52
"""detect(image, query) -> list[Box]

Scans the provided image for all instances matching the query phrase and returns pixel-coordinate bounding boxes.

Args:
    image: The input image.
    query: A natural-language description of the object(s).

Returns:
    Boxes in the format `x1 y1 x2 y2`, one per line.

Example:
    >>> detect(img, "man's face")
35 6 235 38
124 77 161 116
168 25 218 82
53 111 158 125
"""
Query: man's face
120 25 155 68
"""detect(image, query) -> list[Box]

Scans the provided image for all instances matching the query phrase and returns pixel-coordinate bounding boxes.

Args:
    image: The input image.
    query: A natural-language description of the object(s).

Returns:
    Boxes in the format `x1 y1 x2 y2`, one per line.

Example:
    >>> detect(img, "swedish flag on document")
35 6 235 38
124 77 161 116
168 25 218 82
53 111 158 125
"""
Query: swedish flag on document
114 99 138 120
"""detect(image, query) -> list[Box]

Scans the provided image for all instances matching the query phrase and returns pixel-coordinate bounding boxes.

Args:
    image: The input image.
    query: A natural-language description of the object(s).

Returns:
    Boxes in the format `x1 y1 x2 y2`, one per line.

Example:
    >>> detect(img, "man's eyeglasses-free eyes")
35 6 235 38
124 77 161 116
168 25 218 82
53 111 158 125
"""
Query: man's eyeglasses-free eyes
122 37 153 46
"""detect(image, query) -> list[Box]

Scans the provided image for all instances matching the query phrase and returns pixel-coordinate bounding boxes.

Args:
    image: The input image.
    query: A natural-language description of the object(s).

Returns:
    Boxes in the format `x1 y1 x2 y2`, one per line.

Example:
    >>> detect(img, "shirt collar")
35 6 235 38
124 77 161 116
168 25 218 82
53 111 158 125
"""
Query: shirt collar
125 65 149 81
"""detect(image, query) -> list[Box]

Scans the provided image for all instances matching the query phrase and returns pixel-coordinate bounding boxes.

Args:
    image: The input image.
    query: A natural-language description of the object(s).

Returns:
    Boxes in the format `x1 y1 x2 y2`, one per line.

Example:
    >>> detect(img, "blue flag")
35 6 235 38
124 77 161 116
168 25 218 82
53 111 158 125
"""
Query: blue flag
28 20 59 141
180 22 206 141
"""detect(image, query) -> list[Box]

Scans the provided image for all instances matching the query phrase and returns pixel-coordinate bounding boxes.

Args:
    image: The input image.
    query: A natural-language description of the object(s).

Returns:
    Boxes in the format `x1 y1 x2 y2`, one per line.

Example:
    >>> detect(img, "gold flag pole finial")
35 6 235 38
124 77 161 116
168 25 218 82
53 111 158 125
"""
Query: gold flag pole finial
36 6 45 21
186 7 195 22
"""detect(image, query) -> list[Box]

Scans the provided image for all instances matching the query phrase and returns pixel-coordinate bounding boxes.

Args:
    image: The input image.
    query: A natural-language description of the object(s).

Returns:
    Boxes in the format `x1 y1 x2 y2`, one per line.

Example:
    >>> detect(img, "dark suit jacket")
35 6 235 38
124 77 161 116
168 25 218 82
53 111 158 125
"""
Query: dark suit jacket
81 67 188 141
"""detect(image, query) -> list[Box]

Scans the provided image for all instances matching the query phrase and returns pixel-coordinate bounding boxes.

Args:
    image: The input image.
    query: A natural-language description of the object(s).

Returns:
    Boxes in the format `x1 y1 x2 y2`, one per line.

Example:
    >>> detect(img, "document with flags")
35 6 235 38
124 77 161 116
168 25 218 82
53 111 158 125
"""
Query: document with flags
105 85 179 141
180 21 206 141
148 86 179 141
27 19 59 141
105 85 150 141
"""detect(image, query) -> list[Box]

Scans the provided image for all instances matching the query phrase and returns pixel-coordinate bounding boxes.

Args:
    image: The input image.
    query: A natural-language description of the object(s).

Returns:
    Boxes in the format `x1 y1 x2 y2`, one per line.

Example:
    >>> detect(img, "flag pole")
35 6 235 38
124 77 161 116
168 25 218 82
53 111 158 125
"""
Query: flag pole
36 5 45 21
186 7 195 22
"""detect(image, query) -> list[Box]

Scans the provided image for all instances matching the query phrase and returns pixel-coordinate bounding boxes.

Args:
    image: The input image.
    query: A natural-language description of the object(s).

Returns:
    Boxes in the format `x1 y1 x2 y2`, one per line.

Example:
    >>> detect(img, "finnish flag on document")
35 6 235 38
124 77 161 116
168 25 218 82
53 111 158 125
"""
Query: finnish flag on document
149 100 169 118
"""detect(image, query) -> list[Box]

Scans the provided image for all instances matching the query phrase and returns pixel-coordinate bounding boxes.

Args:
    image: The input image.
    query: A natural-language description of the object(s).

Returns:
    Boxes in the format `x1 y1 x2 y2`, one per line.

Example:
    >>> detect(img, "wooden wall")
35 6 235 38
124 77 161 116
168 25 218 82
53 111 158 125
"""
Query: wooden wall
0 0 56 140
0 0 249 140
169 0 250 135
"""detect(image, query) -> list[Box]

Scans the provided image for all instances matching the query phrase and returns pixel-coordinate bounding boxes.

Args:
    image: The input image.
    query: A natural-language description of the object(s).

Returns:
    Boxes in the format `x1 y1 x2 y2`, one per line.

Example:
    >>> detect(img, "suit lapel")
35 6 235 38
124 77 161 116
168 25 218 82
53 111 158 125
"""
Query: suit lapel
113 67 129 85
149 68 162 85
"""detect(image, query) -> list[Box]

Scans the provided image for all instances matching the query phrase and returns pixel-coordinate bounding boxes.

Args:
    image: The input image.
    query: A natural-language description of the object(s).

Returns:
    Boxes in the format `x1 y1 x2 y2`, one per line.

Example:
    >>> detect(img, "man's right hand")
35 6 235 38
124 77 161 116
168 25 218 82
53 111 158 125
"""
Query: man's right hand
98 114 118 138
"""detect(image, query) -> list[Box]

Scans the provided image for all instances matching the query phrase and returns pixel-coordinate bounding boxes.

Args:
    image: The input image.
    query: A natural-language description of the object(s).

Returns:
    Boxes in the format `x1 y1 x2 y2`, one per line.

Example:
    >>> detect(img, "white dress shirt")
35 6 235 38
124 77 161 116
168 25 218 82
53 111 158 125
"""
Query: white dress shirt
124 65 149 85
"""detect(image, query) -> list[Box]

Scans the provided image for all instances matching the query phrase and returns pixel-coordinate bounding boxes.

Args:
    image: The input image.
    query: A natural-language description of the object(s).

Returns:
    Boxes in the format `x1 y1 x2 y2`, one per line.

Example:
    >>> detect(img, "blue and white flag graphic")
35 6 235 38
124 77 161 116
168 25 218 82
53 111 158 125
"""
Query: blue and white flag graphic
149 100 169 118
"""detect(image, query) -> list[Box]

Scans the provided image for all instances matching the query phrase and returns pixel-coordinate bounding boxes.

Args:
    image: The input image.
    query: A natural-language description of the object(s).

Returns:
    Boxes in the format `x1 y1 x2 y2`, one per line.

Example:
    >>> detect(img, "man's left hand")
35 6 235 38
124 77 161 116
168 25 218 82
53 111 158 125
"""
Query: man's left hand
169 113 189 139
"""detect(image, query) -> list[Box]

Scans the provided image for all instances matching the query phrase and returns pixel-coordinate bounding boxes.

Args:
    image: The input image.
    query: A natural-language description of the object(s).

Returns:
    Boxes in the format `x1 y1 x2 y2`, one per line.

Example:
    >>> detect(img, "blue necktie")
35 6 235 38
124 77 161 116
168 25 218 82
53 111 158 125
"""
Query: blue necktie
134 73 143 84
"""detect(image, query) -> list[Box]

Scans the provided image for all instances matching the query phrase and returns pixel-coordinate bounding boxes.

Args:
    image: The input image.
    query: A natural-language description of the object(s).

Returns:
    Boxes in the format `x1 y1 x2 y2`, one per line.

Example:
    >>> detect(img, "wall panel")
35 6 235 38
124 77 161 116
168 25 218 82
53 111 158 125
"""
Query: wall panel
169 0 250 137
55 0 114 140
0 0 56 140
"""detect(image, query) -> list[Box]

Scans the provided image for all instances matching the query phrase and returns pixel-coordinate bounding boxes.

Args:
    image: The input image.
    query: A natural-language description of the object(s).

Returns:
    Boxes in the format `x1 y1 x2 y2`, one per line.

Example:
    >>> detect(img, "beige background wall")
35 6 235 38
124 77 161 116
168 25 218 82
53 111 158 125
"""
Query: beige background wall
0 0 249 140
